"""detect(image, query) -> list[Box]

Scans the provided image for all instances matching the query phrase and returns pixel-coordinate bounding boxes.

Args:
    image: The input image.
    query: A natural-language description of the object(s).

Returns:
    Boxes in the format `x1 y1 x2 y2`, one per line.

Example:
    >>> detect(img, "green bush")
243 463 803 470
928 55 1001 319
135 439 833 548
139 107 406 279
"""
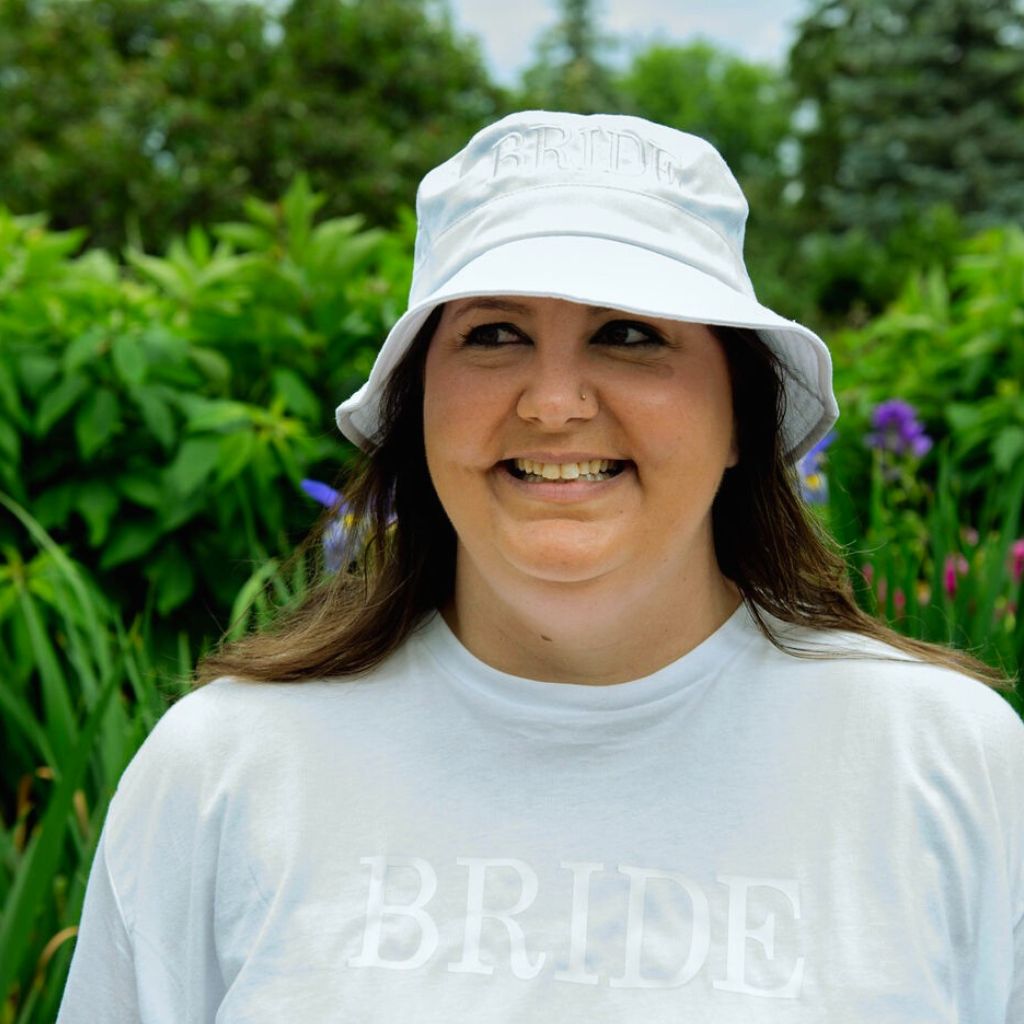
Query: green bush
0 177 412 650
827 224 1024 511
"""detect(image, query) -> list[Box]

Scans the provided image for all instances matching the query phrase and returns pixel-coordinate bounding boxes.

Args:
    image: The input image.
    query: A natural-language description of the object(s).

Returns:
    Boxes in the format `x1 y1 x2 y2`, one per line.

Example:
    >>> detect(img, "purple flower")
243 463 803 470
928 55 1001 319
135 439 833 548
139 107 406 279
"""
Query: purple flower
301 478 349 572
797 430 835 504
865 400 933 458
300 478 344 509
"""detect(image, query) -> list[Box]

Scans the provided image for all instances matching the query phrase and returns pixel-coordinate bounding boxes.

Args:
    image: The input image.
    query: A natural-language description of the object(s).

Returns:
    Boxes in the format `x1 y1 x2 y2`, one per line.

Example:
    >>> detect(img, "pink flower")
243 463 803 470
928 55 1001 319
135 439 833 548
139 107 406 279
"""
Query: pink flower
1011 539 1024 584
893 588 906 617
943 553 969 597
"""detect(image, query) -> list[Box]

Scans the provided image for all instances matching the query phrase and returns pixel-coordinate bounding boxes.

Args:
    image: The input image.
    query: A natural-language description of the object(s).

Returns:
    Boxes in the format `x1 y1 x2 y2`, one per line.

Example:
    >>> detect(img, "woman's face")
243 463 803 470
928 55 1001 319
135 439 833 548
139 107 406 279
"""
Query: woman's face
422 295 738 595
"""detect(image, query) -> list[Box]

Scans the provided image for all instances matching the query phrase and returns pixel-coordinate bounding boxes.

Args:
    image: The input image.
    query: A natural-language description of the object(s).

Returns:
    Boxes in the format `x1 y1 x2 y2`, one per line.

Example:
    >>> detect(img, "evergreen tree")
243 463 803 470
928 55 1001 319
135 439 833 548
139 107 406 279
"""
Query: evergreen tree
789 0 1024 236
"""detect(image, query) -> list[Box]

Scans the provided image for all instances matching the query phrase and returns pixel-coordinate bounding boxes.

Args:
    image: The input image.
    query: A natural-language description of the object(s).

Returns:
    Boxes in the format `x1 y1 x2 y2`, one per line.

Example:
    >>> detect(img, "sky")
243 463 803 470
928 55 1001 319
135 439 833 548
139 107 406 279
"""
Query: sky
445 0 811 84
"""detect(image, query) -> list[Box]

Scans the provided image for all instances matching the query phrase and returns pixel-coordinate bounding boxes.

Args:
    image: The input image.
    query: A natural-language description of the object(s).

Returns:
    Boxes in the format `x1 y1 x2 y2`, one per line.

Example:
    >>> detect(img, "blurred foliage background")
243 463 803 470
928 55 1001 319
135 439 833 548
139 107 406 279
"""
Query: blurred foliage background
1 0 1023 1019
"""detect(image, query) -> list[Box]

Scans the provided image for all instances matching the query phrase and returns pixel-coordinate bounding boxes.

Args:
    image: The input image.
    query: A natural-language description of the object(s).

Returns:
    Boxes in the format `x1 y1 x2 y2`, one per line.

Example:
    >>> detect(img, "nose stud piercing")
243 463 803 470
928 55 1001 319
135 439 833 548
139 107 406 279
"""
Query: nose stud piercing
580 391 587 401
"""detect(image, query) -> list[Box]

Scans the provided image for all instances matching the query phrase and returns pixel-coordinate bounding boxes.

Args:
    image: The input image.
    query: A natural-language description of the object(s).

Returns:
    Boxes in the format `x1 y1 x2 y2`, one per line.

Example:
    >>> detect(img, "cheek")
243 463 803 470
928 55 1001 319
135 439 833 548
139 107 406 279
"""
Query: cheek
422 360 502 477
623 374 735 473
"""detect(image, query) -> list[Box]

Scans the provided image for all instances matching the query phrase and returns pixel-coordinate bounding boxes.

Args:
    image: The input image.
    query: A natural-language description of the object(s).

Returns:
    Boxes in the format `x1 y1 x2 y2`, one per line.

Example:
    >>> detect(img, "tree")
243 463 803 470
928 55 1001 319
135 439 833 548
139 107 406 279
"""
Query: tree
0 0 283 251
789 0 1024 237
274 0 505 224
0 0 505 252
617 41 792 184
518 0 621 112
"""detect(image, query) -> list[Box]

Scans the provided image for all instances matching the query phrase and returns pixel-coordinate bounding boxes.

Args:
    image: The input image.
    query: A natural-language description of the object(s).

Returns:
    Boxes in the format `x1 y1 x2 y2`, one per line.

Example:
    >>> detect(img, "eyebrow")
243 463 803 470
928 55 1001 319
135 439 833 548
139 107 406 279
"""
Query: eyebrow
450 298 621 319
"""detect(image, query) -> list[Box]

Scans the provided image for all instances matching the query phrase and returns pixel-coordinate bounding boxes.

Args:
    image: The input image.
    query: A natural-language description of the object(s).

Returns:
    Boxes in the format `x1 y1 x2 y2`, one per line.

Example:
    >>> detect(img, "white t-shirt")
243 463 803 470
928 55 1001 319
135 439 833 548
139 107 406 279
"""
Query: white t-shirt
57 603 1024 1022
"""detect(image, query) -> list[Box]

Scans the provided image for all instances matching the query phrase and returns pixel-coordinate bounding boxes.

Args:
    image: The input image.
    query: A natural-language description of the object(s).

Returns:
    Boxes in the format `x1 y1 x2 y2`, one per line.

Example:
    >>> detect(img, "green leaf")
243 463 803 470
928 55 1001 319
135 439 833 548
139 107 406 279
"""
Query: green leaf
164 436 222 498
216 430 257 485
227 557 281 640
15 583 76 754
0 668 120 1003
212 222 272 251
271 367 320 421
187 223 211 264
35 374 88 436
98 518 163 569
195 252 260 291
76 481 120 547
992 425 1024 473
184 399 250 432
0 679 56 769
74 387 122 459
157 491 205 532
116 472 163 509
189 346 231 387
242 195 280 231
0 416 20 468
16 353 60 399
125 249 190 300
112 333 148 386
282 173 326 258
945 402 984 433
0 359 25 425
145 544 196 615
32 482 78 530
130 386 176 449
0 493 110 681
63 325 108 373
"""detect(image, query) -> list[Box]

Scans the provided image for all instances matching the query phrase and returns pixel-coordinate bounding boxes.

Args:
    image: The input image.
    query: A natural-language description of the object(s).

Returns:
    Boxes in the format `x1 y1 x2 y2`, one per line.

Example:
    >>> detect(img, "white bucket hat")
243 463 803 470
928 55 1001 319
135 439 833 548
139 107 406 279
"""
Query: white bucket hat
335 110 838 462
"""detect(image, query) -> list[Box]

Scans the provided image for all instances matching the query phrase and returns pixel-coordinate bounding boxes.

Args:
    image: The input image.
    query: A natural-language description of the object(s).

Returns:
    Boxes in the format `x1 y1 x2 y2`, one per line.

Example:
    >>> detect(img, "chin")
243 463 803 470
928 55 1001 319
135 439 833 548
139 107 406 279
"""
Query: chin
511 561 612 585
501 540 622 585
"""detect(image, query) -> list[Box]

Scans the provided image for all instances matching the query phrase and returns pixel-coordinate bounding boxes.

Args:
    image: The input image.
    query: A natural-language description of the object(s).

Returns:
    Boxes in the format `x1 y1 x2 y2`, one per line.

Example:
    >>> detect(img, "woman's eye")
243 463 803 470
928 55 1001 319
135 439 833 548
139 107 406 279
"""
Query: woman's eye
460 323 523 347
596 321 664 347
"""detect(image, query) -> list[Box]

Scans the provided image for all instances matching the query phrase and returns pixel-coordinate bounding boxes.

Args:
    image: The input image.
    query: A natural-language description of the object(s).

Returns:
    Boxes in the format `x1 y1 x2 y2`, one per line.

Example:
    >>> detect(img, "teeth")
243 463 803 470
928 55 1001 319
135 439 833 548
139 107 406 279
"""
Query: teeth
512 458 620 481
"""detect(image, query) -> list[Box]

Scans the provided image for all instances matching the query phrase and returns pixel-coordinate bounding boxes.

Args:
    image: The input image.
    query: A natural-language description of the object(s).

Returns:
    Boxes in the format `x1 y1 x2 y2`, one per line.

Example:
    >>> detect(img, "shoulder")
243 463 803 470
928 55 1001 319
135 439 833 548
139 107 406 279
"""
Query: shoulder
115 642 425 792
107 678 281 820
102 655 420 875
120 676 303 776
751 612 1024 763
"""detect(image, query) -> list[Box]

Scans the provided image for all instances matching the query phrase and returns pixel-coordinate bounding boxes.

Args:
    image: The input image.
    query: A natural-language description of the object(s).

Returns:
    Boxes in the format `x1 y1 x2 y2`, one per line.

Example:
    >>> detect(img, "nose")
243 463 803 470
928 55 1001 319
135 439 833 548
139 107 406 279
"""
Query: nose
515 350 596 428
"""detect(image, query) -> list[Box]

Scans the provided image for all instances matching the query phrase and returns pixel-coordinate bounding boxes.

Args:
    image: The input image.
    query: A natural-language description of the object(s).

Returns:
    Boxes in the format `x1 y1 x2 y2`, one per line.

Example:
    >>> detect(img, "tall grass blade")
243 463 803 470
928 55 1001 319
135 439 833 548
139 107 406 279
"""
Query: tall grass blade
0 669 120 1004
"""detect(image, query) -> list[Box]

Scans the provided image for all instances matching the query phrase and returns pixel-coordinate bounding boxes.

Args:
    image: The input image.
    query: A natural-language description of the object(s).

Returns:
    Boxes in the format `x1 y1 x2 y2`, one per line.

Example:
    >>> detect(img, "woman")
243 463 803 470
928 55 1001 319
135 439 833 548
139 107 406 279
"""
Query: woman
59 112 1023 1022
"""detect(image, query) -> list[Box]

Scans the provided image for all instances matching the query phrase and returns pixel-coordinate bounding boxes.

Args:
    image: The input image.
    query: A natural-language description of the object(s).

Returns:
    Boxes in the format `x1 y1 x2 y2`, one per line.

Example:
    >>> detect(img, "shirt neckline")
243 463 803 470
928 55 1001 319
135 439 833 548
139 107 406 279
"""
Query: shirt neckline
413 601 762 715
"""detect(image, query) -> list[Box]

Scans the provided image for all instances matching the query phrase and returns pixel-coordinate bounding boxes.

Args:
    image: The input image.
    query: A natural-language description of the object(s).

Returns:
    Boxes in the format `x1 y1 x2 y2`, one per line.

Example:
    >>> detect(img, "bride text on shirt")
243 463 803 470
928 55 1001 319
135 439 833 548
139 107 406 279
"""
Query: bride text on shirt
346 855 804 999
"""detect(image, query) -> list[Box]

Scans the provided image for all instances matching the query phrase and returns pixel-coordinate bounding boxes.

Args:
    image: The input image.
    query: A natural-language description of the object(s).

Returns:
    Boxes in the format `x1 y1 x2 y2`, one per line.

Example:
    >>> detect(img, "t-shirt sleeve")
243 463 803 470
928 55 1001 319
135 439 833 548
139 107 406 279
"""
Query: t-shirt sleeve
55 680 233 1022
56 828 142 1024
1009 910 1024 1023
988 694 1024 1022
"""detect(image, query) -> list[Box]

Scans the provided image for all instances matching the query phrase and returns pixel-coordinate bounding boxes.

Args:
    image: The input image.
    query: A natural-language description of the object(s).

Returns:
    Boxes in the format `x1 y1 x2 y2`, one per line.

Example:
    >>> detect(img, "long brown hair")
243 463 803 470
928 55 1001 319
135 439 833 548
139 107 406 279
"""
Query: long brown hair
194 308 1013 691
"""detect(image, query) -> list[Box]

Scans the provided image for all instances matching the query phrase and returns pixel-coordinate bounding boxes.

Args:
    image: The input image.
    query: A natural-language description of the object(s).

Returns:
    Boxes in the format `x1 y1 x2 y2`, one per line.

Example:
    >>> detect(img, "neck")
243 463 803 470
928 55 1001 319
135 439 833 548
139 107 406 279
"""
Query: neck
442 552 743 686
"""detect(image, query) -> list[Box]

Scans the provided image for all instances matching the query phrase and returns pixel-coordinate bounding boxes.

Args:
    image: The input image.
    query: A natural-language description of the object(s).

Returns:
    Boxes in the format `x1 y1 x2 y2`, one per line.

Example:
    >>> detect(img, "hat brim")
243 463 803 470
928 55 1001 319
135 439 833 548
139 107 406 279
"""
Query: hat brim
336 235 838 461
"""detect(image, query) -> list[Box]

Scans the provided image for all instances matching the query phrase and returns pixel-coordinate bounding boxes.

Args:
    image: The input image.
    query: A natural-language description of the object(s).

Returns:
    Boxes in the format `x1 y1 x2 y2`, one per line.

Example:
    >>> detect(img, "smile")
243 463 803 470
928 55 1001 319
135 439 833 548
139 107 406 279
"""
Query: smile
506 458 626 482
